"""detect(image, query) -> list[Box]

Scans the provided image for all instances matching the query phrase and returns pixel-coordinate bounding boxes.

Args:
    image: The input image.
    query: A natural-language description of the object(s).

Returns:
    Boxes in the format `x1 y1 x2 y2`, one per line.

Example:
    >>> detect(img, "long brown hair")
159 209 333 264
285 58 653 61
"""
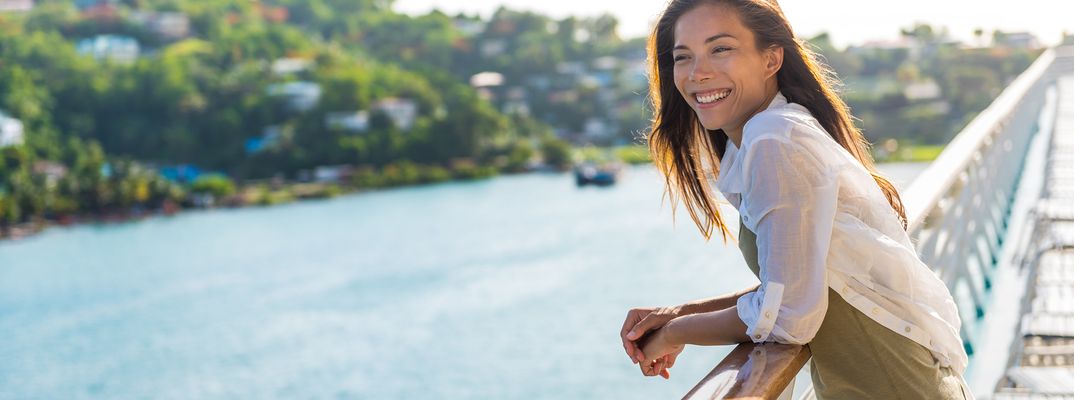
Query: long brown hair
646 0 907 242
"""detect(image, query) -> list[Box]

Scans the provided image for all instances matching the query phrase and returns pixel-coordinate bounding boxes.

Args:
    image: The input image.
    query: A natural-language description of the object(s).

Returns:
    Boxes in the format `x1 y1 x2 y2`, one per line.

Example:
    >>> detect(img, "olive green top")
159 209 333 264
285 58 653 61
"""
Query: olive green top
736 217 971 399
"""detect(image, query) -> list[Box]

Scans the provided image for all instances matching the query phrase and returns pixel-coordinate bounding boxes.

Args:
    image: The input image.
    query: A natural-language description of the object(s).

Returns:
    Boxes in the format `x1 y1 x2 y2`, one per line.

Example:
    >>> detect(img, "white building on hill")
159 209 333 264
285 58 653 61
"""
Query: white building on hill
373 98 418 132
77 34 140 64
0 111 24 148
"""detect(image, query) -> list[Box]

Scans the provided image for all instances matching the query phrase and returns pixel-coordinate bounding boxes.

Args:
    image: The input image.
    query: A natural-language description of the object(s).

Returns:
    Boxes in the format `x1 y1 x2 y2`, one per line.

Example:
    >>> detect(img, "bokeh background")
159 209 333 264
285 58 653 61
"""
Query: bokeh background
0 0 1066 398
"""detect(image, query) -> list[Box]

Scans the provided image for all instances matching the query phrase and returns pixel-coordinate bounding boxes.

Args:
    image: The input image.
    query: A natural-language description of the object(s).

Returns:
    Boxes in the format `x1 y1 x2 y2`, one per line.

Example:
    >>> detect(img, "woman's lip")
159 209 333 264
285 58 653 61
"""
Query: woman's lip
695 98 724 109
694 89 731 109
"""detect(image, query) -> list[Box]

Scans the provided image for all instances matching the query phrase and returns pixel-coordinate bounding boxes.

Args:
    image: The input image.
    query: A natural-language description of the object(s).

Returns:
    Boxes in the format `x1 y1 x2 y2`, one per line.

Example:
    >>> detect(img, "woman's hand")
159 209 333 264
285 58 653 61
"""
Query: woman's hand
621 306 682 363
621 306 684 378
637 328 685 379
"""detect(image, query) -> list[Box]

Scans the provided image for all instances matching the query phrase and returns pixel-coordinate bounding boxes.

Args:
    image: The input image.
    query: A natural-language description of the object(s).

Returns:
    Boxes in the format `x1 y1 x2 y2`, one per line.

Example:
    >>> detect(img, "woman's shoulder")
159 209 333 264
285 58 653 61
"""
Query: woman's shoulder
742 101 822 146
739 101 855 176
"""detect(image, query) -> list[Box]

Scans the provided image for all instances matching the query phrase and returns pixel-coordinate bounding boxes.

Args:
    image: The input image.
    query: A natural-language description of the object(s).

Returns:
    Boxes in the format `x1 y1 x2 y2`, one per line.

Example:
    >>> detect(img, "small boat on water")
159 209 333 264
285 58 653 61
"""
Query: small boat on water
574 162 622 187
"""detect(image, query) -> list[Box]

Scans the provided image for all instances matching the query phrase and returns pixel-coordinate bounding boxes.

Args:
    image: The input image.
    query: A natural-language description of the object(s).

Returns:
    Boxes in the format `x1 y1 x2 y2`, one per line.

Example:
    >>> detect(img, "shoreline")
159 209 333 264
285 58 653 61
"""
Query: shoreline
0 207 181 243
0 169 543 243
0 160 929 244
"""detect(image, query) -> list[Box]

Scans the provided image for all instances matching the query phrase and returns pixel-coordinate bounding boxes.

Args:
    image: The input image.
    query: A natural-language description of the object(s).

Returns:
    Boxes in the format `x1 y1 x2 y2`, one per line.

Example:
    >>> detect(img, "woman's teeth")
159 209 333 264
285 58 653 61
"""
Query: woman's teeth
696 89 731 104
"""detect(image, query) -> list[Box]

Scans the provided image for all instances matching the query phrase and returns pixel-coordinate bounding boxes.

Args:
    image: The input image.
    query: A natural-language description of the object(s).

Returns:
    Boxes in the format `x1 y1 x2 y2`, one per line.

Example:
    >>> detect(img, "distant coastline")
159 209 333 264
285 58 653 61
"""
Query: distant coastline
0 155 931 243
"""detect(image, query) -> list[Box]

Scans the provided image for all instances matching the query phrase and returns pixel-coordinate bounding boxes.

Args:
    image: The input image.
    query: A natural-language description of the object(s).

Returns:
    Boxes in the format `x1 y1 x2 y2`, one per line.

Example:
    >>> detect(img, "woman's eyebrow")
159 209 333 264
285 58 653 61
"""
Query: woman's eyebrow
673 33 737 50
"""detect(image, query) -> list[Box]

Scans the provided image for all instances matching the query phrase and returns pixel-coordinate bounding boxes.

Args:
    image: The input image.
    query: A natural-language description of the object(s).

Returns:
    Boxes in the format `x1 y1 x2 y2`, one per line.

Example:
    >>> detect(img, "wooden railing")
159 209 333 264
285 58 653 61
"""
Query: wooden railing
682 343 809 400
683 46 1074 400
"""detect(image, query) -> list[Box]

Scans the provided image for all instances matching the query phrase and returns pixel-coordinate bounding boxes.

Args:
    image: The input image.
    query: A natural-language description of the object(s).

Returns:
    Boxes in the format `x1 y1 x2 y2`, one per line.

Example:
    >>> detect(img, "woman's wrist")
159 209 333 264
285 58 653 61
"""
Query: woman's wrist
663 315 688 346
667 304 686 318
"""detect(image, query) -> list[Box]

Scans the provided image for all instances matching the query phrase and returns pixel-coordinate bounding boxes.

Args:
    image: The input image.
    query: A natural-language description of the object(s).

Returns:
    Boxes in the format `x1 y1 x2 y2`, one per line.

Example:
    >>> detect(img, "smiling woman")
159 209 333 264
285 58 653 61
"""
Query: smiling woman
645 0 907 242
669 7 782 148
618 0 973 399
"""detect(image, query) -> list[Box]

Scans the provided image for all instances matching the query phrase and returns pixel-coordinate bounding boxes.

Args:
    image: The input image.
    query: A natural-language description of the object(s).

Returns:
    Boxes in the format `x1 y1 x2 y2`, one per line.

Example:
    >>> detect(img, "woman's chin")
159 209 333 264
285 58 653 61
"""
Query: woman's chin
693 112 727 131
696 119 724 131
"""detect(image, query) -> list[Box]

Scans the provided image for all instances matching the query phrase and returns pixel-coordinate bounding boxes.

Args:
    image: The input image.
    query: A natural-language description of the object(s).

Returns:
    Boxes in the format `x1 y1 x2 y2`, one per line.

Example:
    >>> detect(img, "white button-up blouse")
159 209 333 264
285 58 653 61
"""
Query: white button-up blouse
715 92 969 374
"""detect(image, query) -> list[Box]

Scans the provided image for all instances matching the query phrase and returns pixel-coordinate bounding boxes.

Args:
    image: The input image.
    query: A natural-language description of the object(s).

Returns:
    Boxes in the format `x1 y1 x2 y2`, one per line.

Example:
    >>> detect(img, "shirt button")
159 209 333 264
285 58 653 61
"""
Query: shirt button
755 334 762 339
904 326 912 333
871 307 879 315
764 311 772 318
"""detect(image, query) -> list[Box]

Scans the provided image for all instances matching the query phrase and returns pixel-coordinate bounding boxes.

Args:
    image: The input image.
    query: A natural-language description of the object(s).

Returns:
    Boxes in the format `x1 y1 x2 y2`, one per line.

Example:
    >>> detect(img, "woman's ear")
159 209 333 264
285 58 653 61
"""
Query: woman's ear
763 46 784 79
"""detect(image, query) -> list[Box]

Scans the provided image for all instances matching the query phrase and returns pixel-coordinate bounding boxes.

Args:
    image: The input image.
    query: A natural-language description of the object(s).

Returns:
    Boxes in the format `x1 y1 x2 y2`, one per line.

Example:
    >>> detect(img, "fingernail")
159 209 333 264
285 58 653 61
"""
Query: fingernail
627 330 635 339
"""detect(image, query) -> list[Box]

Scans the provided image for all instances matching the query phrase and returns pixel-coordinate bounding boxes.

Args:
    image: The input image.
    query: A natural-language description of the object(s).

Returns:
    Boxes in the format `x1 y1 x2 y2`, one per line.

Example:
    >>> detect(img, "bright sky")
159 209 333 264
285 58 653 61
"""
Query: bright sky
393 0 1072 49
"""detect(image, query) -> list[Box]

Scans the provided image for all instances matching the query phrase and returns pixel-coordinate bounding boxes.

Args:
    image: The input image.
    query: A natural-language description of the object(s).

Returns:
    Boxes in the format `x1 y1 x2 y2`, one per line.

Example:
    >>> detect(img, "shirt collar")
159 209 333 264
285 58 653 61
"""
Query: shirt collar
714 91 787 194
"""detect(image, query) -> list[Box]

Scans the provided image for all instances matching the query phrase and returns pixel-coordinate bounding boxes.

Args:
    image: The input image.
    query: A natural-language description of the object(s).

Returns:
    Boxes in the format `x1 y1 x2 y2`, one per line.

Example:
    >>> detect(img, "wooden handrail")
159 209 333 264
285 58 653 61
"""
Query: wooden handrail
682 342 810 400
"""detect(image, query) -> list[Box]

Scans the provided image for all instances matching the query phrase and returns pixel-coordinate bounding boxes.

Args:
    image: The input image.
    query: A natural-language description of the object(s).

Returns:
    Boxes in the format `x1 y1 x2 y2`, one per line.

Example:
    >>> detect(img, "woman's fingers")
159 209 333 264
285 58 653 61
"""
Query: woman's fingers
660 354 673 379
625 304 686 379
638 348 681 378
621 310 646 364
626 312 659 341
622 336 638 364
638 356 667 377
626 307 682 380
628 313 676 361
640 359 655 376
652 355 668 379
652 358 666 378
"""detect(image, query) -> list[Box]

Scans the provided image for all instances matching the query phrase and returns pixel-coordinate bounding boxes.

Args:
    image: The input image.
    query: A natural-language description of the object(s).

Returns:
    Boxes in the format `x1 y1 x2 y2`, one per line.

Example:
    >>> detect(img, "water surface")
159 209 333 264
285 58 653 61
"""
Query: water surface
0 163 927 399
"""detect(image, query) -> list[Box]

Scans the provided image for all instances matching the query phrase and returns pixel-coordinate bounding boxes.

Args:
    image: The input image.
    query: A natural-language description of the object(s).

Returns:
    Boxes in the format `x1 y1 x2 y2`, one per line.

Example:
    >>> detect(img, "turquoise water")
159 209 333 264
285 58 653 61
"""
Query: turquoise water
0 163 925 399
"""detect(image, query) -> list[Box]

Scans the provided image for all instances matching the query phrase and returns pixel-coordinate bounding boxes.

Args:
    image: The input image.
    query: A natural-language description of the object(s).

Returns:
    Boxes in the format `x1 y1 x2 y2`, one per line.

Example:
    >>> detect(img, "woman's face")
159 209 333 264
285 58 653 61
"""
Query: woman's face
671 3 780 133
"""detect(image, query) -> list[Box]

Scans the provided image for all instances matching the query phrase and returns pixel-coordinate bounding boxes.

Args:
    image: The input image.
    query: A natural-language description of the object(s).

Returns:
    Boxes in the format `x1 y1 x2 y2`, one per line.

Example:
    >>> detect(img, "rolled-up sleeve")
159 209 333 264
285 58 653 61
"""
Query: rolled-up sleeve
735 136 840 345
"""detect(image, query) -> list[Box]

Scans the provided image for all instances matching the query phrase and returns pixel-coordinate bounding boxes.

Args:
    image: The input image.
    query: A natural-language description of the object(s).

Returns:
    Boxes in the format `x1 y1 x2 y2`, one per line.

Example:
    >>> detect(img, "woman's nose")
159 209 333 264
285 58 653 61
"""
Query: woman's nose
689 59 716 83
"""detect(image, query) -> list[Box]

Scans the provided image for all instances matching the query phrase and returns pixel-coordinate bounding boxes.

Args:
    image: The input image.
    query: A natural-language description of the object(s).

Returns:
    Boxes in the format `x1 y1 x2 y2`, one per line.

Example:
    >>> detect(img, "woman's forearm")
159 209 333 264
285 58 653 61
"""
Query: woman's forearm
665 306 751 346
675 284 759 316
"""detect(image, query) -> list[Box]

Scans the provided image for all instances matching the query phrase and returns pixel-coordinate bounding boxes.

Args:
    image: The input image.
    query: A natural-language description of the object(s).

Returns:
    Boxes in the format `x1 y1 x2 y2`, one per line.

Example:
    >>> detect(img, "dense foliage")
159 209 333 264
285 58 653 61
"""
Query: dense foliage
0 1 1045 230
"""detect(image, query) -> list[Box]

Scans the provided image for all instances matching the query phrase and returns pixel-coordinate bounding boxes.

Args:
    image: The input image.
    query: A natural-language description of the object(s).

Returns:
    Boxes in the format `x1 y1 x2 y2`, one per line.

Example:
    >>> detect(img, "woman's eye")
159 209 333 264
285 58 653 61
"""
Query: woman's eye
711 47 731 54
673 54 689 62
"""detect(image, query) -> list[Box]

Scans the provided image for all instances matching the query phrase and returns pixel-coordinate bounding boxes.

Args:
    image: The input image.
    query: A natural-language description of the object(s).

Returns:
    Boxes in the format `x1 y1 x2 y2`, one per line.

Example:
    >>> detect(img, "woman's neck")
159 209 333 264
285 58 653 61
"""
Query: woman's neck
726 85 780 148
